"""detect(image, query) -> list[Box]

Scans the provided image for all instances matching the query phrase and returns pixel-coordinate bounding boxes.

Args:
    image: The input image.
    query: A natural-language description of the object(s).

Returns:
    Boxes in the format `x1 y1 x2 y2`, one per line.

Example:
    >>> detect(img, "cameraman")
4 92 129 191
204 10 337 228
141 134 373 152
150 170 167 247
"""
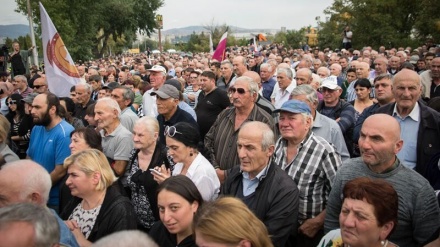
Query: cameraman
342 26 353 49
8 42 34 78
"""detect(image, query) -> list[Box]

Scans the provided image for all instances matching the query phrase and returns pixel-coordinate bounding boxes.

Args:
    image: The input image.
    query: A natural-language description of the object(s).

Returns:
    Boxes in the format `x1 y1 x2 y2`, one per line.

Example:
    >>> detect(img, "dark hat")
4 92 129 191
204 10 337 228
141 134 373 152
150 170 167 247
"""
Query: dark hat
103 82 119 90
165 79 182 92
150 84 179 99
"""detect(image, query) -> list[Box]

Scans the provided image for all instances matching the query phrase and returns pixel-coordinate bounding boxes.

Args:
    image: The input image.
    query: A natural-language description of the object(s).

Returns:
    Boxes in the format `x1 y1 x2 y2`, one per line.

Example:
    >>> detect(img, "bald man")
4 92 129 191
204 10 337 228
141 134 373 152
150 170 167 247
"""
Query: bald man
0 160 79 246
376 69 440 173
325 114 440 247
242 71 275 114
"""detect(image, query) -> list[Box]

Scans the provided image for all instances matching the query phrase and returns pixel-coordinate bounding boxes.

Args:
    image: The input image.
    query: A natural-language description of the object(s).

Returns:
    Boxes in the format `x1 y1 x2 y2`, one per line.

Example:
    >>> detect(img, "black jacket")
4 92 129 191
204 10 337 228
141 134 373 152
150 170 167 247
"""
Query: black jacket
60 182 137 242
149 221 197 247
221 161 299 247
376 101 440 176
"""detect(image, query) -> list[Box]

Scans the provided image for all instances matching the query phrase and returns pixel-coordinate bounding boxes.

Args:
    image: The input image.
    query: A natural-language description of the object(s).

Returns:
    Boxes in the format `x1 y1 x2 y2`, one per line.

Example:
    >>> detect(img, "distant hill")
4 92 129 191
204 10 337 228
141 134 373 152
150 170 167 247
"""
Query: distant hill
162 25 278 36
0 24 30 39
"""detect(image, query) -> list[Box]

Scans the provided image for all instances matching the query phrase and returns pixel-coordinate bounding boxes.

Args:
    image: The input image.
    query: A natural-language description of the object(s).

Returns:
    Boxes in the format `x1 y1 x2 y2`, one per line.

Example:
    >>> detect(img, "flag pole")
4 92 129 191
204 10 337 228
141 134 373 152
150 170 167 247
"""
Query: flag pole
27 0 38 67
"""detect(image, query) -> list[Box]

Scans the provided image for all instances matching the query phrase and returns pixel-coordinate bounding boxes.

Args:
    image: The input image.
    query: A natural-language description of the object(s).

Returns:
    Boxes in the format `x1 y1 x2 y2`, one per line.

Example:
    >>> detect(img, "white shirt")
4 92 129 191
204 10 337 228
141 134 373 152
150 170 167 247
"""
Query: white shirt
172 153 220 201
274 81 297 109
142 88 158 117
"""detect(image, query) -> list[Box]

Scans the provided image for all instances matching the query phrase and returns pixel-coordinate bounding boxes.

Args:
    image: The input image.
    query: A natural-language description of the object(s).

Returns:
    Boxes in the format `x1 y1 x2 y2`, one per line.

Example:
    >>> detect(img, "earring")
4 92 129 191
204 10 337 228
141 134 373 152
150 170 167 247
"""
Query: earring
190 152 193 156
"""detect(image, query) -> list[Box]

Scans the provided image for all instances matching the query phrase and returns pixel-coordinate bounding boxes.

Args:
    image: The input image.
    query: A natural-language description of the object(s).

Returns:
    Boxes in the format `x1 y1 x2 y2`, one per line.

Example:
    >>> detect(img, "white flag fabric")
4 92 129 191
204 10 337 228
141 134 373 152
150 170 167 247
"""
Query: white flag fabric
39 2 80 97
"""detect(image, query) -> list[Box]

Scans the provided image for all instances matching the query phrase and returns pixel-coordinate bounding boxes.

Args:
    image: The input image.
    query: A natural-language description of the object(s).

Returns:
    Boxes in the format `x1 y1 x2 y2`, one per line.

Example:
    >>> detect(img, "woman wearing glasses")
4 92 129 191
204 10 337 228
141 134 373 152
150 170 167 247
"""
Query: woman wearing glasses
5 94 33 159
153 122 220 201
127 116 171 232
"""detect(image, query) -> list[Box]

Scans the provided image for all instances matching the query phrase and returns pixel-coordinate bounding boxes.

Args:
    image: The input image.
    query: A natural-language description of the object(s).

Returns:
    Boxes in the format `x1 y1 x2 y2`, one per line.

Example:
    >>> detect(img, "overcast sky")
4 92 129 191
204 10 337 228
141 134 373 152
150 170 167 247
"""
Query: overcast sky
1 0 333 30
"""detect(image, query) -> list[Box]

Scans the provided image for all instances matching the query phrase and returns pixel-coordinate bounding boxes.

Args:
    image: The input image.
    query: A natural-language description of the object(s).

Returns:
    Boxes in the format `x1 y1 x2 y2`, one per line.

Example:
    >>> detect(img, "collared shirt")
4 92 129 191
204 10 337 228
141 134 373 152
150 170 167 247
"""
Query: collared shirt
274 82 296 109
393 102 420 169
242 162 270 196
274 132 342 222
205 105 275 170
313 111 350 161
261 77 276 101
345 80 357 102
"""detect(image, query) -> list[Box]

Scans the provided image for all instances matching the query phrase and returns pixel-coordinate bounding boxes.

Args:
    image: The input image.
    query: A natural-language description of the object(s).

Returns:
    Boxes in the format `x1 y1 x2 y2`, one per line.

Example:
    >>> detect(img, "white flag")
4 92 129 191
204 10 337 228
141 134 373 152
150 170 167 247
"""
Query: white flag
209 33 214 54
39 2 80 97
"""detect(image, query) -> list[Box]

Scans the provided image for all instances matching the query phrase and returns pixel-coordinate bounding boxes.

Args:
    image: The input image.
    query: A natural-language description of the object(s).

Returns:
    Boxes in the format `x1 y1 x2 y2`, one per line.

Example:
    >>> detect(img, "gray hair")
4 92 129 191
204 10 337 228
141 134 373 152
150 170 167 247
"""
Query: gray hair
76 82 93 93
374 73 393 83
241 121 274 151
260 63 273 72
277 68 293 80
14 75 28 84
91 230 158 247
221 60 233 69
135 116 159 134
3 160 52 204
116 86 135 105
0 203 60 247
236 76 259 95
291 84 319 105
97 97 121 115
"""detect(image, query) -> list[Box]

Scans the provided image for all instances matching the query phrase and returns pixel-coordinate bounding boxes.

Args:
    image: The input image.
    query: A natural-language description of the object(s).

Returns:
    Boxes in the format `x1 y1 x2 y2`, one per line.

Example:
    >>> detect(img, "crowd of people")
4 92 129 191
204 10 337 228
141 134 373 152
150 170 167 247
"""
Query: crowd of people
0 40 439 247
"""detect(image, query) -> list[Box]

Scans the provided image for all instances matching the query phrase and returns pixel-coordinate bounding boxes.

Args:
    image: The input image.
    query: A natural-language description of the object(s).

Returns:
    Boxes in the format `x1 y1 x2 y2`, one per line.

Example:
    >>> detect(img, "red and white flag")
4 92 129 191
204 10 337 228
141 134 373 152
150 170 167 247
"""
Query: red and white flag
39 2 80 97
212 32 228 62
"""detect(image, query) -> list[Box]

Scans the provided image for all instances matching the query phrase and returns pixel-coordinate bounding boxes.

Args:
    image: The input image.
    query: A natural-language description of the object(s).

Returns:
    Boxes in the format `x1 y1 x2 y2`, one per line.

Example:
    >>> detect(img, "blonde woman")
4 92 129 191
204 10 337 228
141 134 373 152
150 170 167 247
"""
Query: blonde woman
61 149 136 246
194 197 274 247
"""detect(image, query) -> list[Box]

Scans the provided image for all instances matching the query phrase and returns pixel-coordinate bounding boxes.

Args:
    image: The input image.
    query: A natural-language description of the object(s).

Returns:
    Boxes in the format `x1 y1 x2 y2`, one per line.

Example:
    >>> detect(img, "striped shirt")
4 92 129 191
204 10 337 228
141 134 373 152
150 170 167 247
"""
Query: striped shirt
204 105 276 170
273 131 342 222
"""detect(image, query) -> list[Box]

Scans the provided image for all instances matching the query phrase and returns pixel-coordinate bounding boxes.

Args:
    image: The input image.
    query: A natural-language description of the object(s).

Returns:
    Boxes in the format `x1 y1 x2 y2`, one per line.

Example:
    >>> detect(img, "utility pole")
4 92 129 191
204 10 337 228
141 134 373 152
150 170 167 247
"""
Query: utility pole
156 14 163 53
27 0 38 66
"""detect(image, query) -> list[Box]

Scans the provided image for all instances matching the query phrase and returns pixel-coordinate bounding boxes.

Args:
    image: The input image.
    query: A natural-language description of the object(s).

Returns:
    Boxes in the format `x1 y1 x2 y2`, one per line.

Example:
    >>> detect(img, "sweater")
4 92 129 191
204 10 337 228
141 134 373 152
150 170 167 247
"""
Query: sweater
324 157 440 247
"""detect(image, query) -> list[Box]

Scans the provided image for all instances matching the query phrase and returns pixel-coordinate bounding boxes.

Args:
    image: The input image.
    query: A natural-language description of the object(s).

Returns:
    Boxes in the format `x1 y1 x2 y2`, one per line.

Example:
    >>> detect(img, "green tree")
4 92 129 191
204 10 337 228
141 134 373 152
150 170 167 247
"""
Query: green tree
14 0 162 60
317 0 438 49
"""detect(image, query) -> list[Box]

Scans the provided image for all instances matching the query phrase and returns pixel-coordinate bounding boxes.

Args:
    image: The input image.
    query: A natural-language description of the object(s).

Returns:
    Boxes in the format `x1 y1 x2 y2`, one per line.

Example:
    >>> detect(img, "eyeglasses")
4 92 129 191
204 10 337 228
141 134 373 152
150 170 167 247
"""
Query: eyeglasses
229 87 247 94
33 85 45 89
6 100 16 106
190 77 198 79
164 126 183 137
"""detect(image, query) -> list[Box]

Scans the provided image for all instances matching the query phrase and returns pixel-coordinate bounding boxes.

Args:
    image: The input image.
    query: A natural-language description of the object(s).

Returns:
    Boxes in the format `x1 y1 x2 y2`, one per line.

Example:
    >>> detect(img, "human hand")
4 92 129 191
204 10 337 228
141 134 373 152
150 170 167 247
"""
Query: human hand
215 169 226 184
152 164 171 184
298 217 323 238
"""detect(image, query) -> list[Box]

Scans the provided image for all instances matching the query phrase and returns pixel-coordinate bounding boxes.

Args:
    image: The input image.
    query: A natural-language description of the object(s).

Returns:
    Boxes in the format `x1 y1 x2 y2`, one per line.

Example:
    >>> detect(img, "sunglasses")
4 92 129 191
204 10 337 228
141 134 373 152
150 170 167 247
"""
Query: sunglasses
229 87 247 94
164 126 183 137
33 85 45 89
6 100 17 106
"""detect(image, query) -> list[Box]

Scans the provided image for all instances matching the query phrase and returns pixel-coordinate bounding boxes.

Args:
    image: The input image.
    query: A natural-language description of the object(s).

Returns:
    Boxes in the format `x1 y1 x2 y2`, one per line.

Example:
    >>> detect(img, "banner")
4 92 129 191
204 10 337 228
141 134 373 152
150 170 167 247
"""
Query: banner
212 32 228 62
39 2 80 97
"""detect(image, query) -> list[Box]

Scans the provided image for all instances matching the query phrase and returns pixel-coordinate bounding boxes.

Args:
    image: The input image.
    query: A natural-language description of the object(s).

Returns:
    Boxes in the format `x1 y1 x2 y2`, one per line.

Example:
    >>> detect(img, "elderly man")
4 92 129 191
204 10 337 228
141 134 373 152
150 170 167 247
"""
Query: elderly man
32 77 49 94
243 71 276 115
232 56 248 77
260 63 276 101
73 83 94 126
0 160 79 247
324 114 440 247
369 57 389 80
95 98 133 180
12 75 33 97
291 85 350 161
111 86 138 132
142 65 167 117
295 68 313 86
27 93 74 211
205 76 275 182
152 84 198 145
195 71 230 139
317 67 330 79
420 57 440 100
274 99 342 246
222 121 299 247
388 56 401 75
273 68 296 108
217 60 236 90
318 77 356 156
376 69 440 174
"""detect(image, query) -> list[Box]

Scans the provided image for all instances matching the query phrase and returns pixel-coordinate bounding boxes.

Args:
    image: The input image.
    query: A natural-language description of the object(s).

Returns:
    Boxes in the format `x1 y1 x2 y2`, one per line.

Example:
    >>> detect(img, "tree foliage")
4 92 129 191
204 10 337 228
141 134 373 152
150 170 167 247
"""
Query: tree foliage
317 0 440 49
14 0 163 61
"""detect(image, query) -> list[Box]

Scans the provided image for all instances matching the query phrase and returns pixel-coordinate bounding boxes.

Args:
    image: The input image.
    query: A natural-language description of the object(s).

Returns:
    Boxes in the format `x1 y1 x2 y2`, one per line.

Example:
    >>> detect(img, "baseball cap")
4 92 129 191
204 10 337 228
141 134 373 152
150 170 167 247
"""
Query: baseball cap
274 99 311 114
165 79 182 92
320 76 340 90
21 93 39 104
150 84 179 99
410 55 419 64
147 65 166 74
103 82 119 90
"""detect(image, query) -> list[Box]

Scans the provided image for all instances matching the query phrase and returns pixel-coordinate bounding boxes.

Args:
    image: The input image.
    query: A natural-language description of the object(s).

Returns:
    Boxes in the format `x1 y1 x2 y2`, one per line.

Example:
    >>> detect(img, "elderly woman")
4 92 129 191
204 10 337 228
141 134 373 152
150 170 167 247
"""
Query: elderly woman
126 116 170 232
194 197 274 247
149 175 203 247
318 177 398 247
61 149 137 246
153 122 220 201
